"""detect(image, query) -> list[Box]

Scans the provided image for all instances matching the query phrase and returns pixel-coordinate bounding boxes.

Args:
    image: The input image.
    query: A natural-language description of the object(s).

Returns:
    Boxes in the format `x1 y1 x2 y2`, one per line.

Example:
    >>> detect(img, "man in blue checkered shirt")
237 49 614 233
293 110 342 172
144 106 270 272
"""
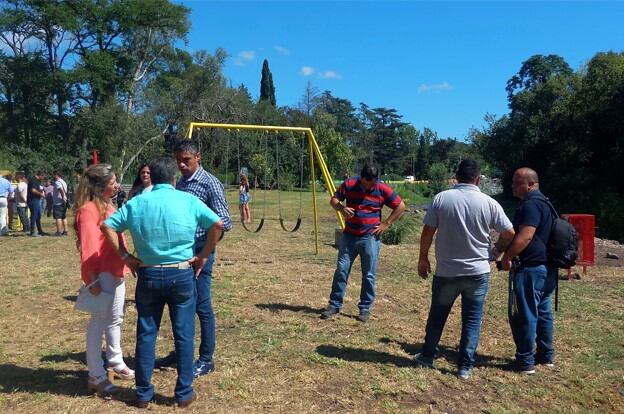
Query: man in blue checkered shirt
155 139 232 378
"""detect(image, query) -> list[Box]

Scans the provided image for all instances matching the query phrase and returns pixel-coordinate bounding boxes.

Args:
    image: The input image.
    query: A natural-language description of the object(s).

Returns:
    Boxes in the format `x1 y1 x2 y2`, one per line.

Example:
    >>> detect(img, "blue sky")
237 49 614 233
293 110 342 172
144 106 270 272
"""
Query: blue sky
179 1 624 140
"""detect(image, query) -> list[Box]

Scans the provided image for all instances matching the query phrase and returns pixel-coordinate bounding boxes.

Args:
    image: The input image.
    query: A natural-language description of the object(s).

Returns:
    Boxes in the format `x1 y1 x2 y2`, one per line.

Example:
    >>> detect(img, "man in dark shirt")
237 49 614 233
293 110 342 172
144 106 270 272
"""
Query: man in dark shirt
27 171 46 236
501 167 557 374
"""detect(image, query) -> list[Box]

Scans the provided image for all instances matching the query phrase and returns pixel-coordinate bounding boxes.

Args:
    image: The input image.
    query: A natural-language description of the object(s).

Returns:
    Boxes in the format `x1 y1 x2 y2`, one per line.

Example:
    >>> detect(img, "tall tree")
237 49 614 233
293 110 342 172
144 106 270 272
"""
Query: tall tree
259 58 276 106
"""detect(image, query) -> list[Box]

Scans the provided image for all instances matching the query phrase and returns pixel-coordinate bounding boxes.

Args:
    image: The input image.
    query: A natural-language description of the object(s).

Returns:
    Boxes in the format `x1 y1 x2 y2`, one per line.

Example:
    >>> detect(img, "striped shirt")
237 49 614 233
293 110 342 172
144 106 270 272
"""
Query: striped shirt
176 167 232 243
335 177 402 236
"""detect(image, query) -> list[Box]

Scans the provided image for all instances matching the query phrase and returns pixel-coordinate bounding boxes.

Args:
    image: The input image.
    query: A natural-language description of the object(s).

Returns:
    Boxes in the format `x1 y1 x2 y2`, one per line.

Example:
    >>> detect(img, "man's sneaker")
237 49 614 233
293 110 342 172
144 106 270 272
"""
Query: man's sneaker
413 353 434 369
30 233 42 237
457 367 472 380
193 360 215 378
53 232 63 237
61 231 68 236
537 361 555 368
154 351 177 369
320 307 340 320
356 310 370 323
518 364 536 375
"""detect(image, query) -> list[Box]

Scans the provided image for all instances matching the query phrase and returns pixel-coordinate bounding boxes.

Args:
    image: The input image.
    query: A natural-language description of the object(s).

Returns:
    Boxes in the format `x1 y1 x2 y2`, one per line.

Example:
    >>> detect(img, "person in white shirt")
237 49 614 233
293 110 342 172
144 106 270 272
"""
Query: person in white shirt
14 172 30 233
53 170 69 236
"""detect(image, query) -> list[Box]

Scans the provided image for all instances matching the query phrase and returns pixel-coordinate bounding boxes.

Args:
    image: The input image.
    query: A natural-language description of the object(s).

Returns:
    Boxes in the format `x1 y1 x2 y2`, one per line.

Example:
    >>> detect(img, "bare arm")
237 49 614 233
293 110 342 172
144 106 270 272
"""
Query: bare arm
491 228 516 260
501 225 536 270
100 223 142 272
330 196 354 218
372 200 406 236
418 224 437 279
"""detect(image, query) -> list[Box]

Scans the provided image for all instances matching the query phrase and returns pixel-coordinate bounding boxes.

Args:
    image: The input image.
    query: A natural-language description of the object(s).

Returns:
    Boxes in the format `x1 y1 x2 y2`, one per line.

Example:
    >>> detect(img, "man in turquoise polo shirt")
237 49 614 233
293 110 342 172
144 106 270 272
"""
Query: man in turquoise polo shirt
102 157 223 409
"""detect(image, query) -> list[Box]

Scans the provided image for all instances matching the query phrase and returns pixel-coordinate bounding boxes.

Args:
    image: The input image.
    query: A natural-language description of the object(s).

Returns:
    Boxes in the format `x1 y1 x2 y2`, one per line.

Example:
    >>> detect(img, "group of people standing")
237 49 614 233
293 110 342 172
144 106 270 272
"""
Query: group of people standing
71 148 558 407
320 160 559 380
74 140 230 408
0 170 69 237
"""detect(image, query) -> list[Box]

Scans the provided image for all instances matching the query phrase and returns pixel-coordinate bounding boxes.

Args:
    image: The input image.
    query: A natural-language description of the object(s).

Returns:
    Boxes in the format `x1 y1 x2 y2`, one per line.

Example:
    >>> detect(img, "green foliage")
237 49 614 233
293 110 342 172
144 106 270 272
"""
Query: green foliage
427 162 451 195
477 52 624 241
381 214 418 245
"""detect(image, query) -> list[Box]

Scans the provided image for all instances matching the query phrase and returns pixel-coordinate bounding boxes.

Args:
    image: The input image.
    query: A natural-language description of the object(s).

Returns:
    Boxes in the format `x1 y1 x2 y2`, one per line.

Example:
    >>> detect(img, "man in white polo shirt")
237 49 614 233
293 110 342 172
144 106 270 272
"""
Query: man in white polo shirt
414 159 515 380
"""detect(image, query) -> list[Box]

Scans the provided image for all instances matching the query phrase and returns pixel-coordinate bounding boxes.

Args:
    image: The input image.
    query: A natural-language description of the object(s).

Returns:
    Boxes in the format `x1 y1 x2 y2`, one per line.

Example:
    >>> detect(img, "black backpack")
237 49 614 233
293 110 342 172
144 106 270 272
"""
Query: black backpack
537 197 579 269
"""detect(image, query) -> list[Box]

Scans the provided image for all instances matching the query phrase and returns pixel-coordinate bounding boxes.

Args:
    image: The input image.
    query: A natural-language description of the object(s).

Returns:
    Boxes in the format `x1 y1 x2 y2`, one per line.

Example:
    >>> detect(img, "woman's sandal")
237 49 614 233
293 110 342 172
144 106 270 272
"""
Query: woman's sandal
107 364 135 381
87 377 118 396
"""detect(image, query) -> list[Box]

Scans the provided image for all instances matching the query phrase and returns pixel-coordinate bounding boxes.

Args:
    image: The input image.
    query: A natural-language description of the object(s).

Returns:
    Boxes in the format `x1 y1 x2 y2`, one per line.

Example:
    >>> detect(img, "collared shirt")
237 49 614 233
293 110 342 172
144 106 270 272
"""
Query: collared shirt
0 177 13 198
104 184 220 265
334 177 402 236
176 167 232 243
424 183 513 277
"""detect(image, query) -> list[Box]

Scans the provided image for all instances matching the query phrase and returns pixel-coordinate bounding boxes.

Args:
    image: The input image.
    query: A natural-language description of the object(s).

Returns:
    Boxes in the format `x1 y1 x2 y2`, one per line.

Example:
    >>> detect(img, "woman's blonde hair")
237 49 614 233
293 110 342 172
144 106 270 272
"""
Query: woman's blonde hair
73 164 116 249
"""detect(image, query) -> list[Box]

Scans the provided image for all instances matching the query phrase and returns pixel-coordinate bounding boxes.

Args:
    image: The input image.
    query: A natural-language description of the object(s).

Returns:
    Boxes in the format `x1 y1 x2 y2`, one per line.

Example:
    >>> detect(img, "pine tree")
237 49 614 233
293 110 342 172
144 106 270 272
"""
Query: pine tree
260 59 276 106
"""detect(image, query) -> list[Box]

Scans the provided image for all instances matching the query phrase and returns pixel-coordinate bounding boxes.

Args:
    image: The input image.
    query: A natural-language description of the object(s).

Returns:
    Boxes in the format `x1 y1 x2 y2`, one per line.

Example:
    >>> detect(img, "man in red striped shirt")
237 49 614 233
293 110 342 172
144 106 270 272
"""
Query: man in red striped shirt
321 163 406 322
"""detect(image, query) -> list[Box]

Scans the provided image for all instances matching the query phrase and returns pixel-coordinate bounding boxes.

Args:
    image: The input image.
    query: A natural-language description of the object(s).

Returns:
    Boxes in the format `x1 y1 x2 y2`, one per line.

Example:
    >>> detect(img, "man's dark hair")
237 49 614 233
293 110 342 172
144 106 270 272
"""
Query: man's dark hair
149 157 178 184
456 159 481 183
53 170 61 177
36 170 45 177
360 163 379 180
173 139 199 155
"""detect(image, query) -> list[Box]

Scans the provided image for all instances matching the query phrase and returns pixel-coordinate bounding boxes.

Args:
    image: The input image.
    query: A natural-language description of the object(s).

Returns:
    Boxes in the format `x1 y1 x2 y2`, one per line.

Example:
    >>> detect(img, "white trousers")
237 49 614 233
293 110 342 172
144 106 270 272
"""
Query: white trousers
86 272 127 379
0 198 7 235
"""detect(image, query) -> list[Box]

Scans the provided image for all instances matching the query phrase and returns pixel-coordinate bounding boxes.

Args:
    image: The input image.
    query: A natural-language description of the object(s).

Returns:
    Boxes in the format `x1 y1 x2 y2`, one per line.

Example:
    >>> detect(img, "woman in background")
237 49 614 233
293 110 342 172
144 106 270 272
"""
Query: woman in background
239 174 251 223
73 164 134 396
127 163 152 200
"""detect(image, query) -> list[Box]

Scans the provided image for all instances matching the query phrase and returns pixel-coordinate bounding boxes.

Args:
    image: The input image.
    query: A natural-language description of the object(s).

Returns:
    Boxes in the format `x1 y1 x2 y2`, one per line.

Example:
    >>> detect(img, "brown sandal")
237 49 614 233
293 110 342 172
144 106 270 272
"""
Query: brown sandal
107 364 135 381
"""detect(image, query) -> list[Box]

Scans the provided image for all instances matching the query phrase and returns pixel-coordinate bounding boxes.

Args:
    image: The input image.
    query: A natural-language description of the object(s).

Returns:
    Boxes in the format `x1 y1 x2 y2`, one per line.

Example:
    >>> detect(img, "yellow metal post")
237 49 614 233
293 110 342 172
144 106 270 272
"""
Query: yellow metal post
308 137 319 255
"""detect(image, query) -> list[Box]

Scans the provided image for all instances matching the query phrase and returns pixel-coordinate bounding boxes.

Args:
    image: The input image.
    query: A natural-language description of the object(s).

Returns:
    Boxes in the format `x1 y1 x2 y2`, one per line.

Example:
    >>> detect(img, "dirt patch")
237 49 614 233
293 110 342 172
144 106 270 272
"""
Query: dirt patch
594 238 624 267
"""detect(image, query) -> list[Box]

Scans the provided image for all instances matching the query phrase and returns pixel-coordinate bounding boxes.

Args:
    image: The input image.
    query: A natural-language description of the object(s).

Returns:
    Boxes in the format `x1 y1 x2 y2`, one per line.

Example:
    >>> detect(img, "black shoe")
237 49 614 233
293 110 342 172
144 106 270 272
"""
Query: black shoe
155 351 177 369
177 391 198 408
356 310 371 323
193 360 215 378
320 307 340 319
517 364 536 375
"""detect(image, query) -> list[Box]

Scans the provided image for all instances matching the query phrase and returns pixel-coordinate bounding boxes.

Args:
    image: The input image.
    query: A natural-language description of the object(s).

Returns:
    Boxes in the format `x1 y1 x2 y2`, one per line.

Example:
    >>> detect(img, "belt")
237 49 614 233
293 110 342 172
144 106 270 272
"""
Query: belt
139 261 191 269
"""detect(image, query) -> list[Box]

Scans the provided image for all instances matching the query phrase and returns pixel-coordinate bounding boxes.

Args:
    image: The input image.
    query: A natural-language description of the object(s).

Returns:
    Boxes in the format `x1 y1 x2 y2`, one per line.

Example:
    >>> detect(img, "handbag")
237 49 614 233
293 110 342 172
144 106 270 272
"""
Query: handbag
75 278 114 314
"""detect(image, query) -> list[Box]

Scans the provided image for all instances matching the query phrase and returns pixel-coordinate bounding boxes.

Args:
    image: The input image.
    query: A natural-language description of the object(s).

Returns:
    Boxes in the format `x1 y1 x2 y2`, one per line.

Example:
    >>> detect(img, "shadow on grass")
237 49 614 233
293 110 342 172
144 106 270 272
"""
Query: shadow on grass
40 351 136 370
255 303 324 314
315 345 414 367
0 364 174 405
379 337 513 369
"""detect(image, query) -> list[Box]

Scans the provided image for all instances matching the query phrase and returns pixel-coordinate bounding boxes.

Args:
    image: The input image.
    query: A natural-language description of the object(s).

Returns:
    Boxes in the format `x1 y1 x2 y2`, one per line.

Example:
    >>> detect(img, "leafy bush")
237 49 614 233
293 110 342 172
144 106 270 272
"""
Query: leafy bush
381 214 418 245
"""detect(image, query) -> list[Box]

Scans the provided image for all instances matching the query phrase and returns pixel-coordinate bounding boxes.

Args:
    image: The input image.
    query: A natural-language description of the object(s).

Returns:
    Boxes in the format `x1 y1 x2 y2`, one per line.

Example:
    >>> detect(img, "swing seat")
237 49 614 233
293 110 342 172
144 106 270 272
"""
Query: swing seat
279 217 302 233
241 218 265 233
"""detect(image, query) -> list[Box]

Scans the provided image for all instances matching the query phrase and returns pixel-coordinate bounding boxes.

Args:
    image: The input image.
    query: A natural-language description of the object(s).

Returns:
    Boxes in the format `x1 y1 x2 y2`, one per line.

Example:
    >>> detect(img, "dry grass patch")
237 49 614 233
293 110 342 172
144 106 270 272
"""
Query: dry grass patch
0 191 623 413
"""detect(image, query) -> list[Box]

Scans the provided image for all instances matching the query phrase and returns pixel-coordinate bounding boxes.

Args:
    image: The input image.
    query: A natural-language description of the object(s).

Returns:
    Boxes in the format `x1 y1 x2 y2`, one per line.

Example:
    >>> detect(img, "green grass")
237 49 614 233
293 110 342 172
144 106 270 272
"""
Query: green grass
0 190 622 413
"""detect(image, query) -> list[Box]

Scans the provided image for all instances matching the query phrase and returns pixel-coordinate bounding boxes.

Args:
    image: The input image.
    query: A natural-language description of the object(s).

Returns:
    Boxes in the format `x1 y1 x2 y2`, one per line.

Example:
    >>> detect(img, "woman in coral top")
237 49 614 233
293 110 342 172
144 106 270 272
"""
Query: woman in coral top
73 164 134 396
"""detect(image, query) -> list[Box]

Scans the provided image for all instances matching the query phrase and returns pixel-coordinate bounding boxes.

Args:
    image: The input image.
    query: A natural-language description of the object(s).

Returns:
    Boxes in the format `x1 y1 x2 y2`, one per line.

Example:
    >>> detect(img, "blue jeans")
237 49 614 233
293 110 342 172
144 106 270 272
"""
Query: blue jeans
328 232 381 311
509 265 556 367
135 267 196 402
194 244 216 364
17 206 30 232
421 274 490 369
28 200 43 234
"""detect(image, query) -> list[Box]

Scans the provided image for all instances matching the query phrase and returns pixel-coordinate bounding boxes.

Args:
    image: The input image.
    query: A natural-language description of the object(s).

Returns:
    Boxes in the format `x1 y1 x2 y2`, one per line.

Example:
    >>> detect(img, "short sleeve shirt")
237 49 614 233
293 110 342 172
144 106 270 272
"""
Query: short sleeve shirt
334 177 402 236
53 178 68 205
513 190 554 266
423 183 513 277
27 177 43 204
104 184 220 265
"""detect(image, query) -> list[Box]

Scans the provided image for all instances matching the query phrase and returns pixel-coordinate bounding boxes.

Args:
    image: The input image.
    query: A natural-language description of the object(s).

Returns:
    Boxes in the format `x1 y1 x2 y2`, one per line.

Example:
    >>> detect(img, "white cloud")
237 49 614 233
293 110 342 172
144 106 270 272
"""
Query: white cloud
318 70 342 80
234 50 256 66
300 66 315 76
417 82 452 94
274 45 291 55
